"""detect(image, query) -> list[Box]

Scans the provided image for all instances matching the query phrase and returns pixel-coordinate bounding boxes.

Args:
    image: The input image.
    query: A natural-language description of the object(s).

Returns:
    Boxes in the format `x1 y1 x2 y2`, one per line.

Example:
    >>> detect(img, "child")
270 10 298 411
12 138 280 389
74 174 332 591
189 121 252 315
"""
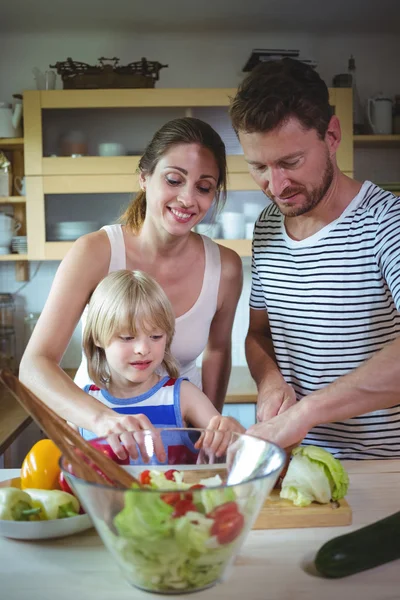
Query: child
80 269 244 463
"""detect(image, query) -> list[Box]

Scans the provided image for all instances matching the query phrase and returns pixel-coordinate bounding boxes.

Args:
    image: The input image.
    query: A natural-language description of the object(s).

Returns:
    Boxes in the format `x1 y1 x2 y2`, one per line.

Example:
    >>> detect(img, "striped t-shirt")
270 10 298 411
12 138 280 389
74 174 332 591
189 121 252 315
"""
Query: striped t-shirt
250 181 400 459
80 376 199 464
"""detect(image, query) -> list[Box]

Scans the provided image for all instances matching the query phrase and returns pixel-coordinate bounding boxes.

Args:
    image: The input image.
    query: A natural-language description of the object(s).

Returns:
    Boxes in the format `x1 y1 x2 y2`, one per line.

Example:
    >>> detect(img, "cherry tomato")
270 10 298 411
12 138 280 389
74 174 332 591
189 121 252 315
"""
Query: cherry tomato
172 499 198 518
161 492 181 506
164 469 178 481
211 510 244 545
139 470 152 485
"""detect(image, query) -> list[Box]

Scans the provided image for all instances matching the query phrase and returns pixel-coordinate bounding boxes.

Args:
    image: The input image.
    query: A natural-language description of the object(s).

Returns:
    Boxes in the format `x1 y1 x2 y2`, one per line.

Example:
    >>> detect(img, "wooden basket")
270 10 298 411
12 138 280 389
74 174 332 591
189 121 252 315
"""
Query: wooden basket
50 57 168 90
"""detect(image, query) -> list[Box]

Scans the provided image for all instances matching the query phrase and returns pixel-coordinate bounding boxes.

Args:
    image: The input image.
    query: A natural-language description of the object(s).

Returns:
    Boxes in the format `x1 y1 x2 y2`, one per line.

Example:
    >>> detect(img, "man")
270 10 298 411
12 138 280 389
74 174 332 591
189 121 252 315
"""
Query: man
230 58 400 459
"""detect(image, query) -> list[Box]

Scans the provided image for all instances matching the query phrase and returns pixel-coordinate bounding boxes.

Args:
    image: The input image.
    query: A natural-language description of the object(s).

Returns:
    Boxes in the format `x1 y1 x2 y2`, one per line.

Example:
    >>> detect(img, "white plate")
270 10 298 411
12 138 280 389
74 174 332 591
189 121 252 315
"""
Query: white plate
0 477 93 540
0 513 93 540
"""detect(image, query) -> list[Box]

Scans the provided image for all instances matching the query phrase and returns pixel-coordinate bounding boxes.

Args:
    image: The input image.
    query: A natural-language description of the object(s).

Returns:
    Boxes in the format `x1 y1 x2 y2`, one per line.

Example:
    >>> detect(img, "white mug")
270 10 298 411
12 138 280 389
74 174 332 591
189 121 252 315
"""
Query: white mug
14 176 26 196
0 214 21 254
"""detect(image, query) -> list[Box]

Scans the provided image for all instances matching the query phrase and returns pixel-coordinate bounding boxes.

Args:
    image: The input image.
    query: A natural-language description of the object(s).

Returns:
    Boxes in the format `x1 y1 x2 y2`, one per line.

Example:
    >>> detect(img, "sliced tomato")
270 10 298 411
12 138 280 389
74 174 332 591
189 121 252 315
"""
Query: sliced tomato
164 469 178 481
161 492 181 506
139 469 152 485
208 501 240 520
184 484 205 502
172 499 198 518
211 510 245 545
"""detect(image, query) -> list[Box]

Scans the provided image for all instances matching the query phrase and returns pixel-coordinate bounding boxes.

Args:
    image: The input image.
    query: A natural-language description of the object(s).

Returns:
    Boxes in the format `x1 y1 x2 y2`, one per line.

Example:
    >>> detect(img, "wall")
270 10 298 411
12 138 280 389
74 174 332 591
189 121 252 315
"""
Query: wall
1 28 399 464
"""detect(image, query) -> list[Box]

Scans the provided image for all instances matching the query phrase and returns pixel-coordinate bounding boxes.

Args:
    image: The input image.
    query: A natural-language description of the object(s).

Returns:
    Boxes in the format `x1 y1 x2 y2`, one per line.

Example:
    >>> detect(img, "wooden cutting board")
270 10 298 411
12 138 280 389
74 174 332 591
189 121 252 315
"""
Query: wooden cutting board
183 467 352 529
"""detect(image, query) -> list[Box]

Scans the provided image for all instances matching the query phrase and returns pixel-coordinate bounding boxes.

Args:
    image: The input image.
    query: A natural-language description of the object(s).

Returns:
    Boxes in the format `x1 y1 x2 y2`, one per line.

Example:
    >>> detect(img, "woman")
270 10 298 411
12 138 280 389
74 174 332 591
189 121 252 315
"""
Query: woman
20 117 243 440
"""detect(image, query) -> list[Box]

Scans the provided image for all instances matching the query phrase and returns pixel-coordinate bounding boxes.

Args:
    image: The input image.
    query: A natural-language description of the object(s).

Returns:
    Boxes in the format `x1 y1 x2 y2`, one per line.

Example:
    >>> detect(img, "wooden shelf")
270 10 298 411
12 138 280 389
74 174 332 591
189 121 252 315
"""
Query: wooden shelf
0 137 24 147
0 196 25 204
0 254 28 261
354 134 400 147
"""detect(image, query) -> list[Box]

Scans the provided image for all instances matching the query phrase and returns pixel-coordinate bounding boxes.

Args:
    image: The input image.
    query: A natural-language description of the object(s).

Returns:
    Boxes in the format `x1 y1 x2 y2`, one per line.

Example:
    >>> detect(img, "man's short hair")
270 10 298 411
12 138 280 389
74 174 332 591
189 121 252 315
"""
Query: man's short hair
230 58 332 140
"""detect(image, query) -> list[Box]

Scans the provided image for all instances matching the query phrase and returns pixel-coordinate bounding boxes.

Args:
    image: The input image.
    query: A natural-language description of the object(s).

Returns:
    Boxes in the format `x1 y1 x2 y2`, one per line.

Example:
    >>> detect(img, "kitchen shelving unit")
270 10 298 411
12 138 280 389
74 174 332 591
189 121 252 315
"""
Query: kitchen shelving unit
21 87 354 261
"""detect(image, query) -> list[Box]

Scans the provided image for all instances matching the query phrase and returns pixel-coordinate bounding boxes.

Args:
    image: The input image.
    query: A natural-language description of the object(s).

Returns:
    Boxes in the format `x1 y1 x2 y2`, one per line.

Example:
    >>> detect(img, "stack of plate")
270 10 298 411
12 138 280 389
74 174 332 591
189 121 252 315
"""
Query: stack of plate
11 236 27 254
46 221 99 241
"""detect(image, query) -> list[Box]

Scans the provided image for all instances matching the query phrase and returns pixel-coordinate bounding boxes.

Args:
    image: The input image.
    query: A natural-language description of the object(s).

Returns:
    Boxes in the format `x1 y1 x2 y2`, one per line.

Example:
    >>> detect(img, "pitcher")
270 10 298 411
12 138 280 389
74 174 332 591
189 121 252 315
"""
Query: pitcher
367 95 393 135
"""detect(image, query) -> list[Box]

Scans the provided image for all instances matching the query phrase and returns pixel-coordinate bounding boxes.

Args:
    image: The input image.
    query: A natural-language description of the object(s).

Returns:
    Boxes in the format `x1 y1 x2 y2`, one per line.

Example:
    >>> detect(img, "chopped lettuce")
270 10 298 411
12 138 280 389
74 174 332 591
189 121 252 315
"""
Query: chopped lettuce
101 469 244 592
280 445 349 507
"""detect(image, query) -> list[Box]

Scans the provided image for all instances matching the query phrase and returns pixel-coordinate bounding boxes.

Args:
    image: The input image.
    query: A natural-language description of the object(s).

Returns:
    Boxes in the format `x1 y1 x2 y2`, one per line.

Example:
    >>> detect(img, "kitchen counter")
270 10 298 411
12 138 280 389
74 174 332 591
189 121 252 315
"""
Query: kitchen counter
64 365 258 404
0 460 399 600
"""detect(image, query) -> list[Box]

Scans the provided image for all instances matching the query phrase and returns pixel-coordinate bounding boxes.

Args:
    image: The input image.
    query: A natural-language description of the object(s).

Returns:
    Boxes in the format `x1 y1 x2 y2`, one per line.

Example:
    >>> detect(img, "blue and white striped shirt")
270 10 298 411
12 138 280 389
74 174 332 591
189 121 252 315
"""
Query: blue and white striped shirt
250 181 400 459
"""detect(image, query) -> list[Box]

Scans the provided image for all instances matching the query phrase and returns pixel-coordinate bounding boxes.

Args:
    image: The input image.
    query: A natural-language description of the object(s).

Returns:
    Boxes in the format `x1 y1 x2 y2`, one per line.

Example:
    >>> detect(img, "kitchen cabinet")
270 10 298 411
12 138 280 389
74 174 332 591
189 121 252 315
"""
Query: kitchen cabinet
21 87 354 261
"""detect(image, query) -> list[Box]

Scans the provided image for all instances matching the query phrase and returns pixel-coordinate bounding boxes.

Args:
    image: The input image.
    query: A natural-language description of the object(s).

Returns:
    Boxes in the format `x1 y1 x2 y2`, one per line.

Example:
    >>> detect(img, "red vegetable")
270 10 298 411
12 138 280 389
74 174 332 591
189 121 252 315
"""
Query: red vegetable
59 471 74 495
140 470 152 485
208 502 244 545
164 469 178 481
89 439 129 466
172 499 198 518
161 492 181 506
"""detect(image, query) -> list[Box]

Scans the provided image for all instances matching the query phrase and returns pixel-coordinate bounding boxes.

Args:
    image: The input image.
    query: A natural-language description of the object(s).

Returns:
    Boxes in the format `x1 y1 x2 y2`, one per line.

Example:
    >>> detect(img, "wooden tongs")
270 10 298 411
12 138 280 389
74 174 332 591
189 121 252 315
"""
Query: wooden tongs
0 369 139 489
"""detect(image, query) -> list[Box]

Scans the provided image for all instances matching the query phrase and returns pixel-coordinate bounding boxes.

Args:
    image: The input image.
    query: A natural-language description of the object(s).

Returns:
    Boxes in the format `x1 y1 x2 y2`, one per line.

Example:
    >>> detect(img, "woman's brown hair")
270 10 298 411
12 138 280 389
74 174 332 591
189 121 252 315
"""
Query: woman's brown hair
121 117 227 233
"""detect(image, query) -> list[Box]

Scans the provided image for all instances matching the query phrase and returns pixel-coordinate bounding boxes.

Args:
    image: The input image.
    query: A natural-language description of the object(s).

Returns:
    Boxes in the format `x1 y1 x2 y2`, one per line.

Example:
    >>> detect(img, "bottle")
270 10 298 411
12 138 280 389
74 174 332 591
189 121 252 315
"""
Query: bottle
393 95 400 135
348 55 365 135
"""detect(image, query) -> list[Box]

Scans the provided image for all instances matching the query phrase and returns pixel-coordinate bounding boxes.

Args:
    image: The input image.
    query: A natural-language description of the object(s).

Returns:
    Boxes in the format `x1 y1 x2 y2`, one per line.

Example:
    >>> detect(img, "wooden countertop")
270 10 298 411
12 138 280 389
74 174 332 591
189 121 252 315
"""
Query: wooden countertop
0 460 399 600
64 365 258 404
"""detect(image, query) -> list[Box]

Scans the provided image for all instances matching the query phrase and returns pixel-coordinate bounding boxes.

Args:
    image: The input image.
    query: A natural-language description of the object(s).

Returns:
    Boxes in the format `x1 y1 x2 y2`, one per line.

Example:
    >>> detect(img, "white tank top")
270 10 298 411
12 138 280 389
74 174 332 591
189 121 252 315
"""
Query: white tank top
74 225 221 390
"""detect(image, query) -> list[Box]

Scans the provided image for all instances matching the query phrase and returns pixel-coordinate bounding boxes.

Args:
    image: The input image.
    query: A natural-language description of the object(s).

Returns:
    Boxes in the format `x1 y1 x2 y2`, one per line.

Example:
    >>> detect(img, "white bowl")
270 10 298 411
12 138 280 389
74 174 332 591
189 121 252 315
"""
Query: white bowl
0 513 93 540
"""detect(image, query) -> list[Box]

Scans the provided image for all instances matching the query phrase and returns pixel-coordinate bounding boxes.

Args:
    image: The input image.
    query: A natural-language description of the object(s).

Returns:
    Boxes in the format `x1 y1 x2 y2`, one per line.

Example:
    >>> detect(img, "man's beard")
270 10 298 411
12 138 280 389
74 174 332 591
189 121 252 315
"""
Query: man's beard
266 154 334 218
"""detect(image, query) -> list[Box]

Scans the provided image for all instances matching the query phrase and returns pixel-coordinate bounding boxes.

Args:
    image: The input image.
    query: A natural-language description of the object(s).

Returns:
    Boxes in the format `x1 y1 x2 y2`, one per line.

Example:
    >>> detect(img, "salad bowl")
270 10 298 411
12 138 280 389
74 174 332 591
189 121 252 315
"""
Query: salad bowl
61 428 285 594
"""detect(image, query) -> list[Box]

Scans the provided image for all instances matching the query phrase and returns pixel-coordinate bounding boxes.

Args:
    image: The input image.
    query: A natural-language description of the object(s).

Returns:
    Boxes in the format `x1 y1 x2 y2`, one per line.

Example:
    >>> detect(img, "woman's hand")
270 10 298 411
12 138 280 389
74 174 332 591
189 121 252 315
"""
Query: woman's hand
195 415 245 458
94 413 166 463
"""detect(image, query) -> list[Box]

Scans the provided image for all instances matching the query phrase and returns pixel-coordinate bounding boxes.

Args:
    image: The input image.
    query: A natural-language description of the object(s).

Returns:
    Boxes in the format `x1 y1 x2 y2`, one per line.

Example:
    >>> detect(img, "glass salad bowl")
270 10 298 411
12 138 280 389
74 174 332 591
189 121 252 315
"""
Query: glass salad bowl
61 428 285 594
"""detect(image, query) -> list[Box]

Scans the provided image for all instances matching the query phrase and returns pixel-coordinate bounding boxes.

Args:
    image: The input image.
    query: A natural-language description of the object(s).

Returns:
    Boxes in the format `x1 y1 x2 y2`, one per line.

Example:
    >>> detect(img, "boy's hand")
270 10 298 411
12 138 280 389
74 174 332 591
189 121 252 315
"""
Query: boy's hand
195 415 245 458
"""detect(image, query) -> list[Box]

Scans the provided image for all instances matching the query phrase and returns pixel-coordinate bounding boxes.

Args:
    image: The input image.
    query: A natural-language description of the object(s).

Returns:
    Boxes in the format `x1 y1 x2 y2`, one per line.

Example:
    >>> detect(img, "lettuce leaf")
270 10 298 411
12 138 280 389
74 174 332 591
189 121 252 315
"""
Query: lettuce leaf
280 445 349 507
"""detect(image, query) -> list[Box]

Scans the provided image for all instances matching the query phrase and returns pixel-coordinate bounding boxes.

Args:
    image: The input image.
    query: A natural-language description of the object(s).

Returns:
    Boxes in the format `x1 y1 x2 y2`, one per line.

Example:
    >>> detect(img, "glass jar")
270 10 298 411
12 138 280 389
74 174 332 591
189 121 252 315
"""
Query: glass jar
0 329 16 371
0 293 15 334
24 312 41 345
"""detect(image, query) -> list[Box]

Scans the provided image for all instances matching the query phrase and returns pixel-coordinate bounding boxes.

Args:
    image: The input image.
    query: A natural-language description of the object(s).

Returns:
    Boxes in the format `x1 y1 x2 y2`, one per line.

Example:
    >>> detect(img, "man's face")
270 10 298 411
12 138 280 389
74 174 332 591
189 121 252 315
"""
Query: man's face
238 118 335 218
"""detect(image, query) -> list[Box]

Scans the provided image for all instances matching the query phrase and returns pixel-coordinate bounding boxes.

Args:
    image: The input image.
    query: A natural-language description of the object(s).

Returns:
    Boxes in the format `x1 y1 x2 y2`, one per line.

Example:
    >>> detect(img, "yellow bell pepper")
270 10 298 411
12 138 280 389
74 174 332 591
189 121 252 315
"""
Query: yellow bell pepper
20 439 62 490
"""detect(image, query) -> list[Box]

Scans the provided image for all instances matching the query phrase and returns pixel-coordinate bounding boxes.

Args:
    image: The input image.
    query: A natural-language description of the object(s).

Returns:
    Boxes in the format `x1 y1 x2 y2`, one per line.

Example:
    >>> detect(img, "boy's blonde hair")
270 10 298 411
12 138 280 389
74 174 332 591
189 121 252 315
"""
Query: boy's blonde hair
83 270 179 387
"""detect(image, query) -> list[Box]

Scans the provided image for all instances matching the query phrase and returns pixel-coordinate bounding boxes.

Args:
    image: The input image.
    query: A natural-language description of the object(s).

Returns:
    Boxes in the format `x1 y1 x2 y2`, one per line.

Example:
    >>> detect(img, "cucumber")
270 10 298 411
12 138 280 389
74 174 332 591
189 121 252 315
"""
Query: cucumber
315 510 400 578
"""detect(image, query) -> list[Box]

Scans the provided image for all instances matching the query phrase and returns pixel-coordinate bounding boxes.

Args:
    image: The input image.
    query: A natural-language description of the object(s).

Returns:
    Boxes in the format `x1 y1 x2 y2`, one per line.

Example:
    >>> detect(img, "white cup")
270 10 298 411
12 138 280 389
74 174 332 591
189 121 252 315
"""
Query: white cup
98 143 125 156
220 212 244 239
14 176 26 196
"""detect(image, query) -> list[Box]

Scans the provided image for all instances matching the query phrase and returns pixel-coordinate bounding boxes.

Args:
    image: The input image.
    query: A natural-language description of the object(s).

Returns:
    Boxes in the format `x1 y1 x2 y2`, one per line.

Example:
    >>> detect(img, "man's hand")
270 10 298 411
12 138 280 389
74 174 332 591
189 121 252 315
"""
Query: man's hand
257 382 297 422
247 404 309 451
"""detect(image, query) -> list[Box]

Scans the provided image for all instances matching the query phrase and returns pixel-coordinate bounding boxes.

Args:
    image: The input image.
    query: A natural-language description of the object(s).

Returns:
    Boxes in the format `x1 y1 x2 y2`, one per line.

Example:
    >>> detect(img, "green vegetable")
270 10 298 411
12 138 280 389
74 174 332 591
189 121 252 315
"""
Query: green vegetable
0 488 41 521
25 489 80 520
315 510 400 578
280 445 349 507
102 469 244 592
